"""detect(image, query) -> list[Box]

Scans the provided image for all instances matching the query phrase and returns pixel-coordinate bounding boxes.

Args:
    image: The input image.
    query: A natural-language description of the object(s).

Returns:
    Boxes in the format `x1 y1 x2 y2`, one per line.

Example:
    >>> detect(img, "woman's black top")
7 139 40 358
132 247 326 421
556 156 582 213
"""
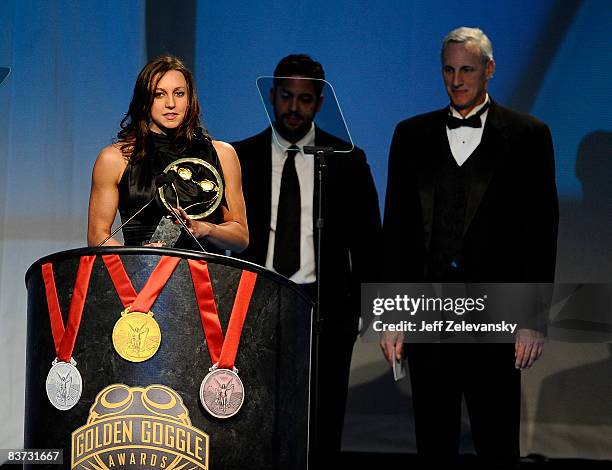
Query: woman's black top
118 131 226 252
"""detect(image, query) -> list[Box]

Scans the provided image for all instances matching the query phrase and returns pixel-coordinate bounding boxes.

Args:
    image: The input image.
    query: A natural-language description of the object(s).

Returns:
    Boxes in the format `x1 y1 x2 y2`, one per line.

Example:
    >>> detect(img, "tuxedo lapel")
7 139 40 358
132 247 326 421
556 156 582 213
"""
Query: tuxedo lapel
463 101 507 235
419 112 447 250
418 164 435 250
251 129 274 264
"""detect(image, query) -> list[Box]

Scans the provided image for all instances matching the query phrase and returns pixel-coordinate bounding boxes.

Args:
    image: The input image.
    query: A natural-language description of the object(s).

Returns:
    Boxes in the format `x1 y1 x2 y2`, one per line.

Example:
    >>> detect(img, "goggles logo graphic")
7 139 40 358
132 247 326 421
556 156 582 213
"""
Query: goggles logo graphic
71 384 209 469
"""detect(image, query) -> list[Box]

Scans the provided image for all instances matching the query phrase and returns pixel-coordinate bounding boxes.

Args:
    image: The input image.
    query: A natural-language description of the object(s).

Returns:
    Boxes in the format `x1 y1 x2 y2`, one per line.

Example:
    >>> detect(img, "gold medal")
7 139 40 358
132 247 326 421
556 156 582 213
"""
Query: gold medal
112 308 161 362
103 255 181 363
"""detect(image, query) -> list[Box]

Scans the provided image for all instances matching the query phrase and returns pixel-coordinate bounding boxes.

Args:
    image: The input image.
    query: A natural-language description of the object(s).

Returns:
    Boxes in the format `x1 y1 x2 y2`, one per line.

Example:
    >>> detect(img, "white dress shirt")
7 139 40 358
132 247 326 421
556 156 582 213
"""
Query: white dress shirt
446 94 490 166
265 124 316 284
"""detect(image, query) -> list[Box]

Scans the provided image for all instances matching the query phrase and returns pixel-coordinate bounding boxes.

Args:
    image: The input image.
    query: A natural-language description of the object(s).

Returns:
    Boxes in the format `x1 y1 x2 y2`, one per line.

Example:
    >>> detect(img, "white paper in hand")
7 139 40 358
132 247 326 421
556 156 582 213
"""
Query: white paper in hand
392 353 407 382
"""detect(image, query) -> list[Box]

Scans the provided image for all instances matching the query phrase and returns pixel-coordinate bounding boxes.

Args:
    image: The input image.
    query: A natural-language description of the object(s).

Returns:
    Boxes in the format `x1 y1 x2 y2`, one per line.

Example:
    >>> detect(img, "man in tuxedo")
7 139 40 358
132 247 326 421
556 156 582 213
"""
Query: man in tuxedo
232 54 381 465
380 27 558 467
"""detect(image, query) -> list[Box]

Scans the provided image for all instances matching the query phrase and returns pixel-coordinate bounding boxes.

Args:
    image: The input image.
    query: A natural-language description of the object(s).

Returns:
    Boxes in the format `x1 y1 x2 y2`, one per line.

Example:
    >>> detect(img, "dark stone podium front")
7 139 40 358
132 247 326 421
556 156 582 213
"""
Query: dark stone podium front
24 247 312 470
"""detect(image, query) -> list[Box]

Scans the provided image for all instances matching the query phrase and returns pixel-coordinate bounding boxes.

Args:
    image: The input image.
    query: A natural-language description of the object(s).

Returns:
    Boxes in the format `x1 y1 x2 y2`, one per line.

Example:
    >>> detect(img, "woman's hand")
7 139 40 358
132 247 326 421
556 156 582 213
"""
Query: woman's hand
171 140 248 253
173 207 216 239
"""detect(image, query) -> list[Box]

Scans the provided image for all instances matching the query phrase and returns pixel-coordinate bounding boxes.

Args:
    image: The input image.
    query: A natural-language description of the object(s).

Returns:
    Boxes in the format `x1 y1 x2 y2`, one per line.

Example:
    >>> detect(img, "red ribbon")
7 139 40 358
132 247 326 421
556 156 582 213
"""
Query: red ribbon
188 260 257 369
102 255 180 313
41 256 96 362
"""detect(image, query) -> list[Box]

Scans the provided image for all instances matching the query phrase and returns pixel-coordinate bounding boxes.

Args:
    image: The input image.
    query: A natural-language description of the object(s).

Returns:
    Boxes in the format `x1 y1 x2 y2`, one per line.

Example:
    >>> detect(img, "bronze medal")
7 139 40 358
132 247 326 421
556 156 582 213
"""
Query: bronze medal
189 261 258 420
199 366 245 419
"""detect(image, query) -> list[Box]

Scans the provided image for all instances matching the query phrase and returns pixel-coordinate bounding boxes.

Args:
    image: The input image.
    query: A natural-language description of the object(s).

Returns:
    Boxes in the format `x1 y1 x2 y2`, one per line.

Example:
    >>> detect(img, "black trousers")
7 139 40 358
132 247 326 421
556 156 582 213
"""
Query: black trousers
405 343 521 468
300 283 356 468
313 327 355 465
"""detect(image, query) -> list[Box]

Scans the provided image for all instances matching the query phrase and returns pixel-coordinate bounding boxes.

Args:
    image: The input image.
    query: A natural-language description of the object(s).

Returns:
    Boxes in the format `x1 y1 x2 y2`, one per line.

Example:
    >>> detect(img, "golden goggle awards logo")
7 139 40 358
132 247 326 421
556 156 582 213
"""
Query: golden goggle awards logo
71 384 209 469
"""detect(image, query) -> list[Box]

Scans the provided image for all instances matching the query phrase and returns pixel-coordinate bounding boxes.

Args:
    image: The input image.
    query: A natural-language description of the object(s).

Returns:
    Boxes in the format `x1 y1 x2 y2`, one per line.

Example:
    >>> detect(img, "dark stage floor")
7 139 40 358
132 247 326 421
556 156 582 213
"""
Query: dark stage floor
2 453 611 468
341 452 612 469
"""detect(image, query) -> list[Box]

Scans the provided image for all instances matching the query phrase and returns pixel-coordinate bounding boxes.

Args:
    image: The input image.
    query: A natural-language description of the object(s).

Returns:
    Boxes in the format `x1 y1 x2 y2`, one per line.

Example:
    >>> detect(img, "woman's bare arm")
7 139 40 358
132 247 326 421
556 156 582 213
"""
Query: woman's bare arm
178 141 249 252
87 145 127 246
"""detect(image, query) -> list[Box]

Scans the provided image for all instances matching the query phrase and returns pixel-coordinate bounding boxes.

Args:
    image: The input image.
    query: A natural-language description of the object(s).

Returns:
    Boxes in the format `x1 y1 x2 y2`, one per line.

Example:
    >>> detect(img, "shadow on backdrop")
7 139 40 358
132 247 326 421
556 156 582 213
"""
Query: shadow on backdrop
557 131 612 282
343 361 477 454
530 132 612 456
535 344 612 427
507 0 583 112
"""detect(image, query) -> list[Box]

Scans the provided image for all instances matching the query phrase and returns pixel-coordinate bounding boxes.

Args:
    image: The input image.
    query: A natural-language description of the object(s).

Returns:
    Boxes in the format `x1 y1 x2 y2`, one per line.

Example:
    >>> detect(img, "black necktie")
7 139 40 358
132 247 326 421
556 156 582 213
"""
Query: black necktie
446 102 490 129
274 145 301 278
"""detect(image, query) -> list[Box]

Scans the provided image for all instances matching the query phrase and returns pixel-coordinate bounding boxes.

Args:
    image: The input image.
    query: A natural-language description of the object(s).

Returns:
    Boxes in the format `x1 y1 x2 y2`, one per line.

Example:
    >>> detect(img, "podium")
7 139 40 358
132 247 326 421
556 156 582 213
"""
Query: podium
24 247 312 470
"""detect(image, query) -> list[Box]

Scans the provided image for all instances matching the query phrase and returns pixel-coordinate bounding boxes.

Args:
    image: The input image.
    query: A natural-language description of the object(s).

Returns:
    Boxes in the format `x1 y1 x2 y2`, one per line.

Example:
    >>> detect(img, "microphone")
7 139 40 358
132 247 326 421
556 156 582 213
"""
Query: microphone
96 172 177 247
151 170 208 252
155 171 178 187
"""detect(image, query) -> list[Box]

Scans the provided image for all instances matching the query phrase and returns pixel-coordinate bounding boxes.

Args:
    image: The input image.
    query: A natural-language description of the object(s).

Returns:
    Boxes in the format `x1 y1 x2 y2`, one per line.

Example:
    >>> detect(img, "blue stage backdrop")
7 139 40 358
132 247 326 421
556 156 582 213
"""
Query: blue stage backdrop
1 0 612 458
194 0 594 200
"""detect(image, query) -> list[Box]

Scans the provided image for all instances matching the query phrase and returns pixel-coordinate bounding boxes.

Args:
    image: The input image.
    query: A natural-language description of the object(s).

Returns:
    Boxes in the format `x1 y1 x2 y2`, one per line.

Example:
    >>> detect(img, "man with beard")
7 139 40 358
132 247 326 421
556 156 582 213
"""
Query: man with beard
232 54 381 466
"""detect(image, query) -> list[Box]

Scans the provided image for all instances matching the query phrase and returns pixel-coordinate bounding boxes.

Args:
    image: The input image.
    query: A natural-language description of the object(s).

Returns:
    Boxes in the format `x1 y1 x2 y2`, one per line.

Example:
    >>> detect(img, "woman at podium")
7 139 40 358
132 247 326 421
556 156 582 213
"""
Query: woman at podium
87 55 248 253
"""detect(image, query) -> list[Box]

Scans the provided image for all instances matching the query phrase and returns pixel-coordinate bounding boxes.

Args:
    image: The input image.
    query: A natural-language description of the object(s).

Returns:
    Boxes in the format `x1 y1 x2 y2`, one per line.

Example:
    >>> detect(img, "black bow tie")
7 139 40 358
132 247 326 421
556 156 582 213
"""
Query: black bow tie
446 102 490 130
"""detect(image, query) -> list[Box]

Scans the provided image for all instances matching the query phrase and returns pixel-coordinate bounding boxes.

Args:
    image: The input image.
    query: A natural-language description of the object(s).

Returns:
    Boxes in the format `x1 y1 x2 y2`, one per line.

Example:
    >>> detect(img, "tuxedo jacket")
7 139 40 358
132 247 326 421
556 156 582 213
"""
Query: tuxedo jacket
232 127 382 334
383 100 559 284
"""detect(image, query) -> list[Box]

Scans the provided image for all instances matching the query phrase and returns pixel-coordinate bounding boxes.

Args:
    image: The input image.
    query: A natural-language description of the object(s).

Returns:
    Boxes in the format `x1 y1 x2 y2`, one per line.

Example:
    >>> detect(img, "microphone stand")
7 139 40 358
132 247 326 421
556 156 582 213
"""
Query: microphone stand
302 145 334 463
97 197 158 247
166 206 208 253
97 173 207 253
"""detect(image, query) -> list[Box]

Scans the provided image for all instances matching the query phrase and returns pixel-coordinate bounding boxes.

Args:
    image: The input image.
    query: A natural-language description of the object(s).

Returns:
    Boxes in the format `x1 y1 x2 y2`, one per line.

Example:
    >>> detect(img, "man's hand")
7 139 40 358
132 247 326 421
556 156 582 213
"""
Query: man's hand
380 331 404 365
515 328 544 370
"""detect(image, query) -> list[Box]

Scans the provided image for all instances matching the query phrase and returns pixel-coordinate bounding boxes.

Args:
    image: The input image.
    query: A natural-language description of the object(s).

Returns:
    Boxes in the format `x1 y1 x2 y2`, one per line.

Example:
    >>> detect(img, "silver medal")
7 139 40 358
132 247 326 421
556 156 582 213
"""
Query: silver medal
45 358 82 411
200 365 244 419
